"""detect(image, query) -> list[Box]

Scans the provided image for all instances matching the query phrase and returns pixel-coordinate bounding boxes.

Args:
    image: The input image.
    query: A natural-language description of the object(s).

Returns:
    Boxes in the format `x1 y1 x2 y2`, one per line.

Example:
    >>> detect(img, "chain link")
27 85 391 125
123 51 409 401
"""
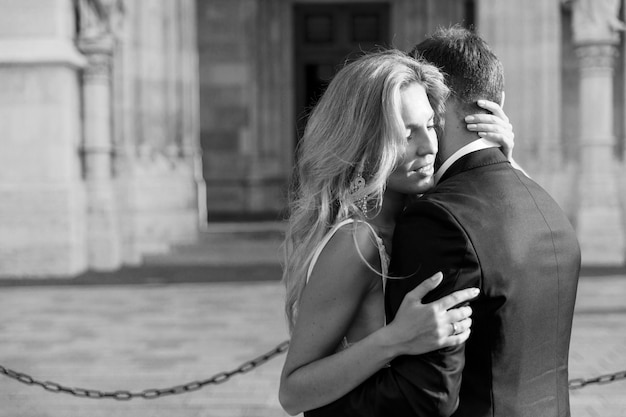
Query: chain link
0 340 290 400
568 369 626 390
1 341 624 399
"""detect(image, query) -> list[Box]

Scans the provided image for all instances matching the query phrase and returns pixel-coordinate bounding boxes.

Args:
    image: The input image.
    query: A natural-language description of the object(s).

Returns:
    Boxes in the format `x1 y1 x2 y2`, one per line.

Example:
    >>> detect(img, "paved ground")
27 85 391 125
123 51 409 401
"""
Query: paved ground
0 223 624 417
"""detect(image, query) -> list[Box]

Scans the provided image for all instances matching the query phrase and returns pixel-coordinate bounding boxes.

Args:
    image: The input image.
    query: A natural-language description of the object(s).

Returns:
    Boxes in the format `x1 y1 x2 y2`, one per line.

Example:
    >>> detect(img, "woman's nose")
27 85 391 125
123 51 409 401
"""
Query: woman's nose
416 133 437 156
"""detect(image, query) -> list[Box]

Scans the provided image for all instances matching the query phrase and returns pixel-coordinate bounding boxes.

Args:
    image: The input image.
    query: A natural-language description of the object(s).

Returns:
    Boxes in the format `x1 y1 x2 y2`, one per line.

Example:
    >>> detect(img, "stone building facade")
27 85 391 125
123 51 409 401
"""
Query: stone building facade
197 0 626 266
0 0 202 277
1 0 625 278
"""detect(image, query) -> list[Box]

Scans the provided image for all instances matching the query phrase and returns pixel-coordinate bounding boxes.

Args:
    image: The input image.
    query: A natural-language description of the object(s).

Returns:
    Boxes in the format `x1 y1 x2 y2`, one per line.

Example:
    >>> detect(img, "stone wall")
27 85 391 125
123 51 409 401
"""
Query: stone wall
0 0 87 277
198 0 288 218
0 0 203 277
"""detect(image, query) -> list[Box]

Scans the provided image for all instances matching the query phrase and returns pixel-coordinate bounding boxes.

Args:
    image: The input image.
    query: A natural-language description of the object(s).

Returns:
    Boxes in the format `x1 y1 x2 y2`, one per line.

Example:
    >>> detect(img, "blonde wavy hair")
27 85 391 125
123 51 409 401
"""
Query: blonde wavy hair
282 49 449 332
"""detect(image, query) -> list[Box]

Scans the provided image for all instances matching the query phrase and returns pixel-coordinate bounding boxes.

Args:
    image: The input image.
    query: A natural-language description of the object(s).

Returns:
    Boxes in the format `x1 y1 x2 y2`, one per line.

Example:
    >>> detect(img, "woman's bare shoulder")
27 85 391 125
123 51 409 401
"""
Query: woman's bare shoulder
313 221 381 279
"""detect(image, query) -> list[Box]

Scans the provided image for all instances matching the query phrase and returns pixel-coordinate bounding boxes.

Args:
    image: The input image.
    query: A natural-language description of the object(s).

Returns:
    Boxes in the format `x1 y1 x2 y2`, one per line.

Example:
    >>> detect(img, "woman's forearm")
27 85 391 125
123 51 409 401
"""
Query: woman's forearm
279 327 400 415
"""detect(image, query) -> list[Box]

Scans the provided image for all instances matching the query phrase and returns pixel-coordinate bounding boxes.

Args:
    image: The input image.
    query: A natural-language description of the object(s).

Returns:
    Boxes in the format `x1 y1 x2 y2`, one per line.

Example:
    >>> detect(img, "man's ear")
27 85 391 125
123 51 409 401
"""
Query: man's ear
500 91 506 108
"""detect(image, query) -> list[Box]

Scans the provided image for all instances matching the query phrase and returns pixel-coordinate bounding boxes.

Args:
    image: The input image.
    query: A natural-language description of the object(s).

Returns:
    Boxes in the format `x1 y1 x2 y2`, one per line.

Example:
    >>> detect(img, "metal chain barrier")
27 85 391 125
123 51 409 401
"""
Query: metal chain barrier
568 369 626 390
0 340 289 400
0 340 624 400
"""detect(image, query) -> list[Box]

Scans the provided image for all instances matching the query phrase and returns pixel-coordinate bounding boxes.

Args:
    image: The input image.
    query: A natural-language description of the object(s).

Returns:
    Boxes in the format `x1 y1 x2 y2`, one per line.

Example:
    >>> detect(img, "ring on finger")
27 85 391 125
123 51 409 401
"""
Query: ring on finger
450 322 459 336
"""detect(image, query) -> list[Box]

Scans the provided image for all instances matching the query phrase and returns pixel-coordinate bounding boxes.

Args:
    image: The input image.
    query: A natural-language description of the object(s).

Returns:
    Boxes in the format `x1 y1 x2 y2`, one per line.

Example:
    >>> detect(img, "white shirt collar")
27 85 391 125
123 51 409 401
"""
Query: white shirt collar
434 139 500 185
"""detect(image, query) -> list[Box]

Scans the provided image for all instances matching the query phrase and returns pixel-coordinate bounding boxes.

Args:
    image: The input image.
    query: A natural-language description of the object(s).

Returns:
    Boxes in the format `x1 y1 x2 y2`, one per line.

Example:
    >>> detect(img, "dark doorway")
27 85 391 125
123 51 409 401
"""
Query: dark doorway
293 2 390 143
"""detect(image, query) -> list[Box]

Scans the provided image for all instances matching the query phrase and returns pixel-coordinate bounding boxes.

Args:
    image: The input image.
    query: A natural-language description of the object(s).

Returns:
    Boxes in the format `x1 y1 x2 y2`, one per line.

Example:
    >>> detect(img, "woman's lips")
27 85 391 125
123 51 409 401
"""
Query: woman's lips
413 163 434 176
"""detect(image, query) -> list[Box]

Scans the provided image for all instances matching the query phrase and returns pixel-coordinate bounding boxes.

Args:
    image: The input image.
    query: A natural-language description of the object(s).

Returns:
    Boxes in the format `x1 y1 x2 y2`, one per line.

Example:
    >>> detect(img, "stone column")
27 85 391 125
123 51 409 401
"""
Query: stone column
111 0 142 265
573 0 626 266
113 0 200 256
179 0 207 230
0 0 87 277
78 19 122 271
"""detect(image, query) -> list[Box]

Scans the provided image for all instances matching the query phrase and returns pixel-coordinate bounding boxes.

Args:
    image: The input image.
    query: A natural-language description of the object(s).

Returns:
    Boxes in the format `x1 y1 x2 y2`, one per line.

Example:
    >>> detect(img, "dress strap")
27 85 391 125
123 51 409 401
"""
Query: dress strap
306 218 389 286
306 219 355 282
358 221 389 291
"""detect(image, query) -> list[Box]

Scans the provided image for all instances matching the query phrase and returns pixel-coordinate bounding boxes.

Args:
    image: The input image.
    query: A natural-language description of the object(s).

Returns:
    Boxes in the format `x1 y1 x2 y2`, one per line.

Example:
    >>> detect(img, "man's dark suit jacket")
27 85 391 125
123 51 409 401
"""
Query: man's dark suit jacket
305 148 581 417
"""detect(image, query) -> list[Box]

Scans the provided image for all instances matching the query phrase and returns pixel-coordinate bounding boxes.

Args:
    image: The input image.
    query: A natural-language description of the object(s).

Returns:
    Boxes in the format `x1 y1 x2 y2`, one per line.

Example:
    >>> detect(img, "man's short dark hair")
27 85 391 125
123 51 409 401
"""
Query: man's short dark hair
409 26 504 112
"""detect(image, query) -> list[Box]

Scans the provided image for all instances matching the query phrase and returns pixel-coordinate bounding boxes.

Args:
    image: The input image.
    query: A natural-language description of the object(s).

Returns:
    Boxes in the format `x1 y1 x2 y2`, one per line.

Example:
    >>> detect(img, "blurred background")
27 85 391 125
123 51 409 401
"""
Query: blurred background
1 0 626 278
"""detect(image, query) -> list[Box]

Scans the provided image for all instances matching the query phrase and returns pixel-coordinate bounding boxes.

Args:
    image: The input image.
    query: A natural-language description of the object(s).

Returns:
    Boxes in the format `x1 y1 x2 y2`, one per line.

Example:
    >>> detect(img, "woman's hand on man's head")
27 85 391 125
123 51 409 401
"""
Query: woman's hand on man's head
465 99 514 160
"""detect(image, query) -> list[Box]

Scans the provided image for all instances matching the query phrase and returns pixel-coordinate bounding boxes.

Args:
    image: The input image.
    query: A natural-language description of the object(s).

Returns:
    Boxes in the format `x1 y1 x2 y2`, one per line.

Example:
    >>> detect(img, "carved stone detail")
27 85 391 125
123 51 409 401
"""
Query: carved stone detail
77 0 125 41
572 0 626 44
82 50 112 81
575 43 618 69
76 0 123 80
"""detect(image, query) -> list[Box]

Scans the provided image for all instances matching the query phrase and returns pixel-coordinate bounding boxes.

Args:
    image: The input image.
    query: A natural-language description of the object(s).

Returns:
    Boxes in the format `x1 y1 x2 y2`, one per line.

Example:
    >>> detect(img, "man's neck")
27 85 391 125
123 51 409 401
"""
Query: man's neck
435 103 499 184
438 117 475 168
434 139 500 184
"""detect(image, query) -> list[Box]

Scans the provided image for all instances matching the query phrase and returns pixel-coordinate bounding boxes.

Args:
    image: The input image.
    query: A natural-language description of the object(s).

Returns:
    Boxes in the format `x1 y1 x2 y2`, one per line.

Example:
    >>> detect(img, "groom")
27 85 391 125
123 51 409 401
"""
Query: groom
306 27 581 417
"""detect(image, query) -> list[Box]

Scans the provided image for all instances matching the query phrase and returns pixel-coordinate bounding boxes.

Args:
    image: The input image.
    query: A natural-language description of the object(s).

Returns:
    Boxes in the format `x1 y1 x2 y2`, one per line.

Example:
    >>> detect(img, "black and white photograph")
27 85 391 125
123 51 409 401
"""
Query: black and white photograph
0 1 624 416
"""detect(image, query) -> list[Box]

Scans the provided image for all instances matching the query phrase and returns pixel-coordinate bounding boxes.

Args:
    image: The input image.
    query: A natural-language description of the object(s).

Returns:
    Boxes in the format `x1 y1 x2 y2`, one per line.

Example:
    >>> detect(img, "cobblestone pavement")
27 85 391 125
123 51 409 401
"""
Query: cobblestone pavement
0 226 624 417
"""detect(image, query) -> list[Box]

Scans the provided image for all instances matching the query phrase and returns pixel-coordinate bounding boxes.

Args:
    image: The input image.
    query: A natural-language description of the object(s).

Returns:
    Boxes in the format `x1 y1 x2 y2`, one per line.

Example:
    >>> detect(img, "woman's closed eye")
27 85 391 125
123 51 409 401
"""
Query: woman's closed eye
406 120 436 140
